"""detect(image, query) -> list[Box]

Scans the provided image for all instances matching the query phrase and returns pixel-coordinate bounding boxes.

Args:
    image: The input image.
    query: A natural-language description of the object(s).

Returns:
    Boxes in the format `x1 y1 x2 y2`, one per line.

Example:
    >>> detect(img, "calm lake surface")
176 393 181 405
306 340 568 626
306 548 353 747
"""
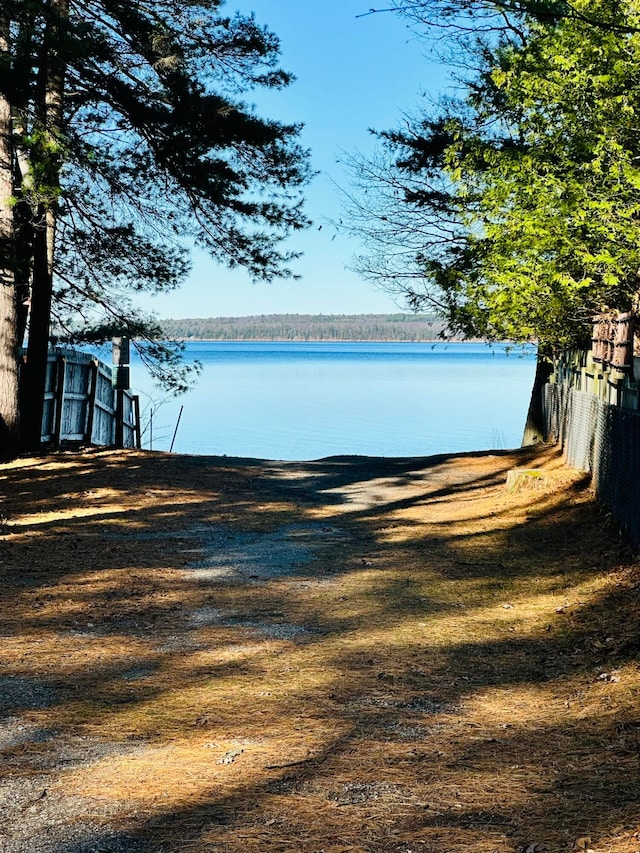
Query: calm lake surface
129 341 537 460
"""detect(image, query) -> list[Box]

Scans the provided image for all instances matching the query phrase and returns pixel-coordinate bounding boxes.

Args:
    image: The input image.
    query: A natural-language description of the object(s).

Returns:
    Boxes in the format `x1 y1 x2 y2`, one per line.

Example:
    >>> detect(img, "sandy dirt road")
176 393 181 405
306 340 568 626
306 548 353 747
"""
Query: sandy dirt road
0 446 638 853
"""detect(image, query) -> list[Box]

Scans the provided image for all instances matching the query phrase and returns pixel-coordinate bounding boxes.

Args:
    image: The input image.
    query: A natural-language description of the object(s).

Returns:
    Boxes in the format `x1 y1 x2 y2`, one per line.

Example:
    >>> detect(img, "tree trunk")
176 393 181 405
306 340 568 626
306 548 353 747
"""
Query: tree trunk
11 10 37 348
0 9 21 460
521 349 553 447
21 217 52 450
21 0 68 452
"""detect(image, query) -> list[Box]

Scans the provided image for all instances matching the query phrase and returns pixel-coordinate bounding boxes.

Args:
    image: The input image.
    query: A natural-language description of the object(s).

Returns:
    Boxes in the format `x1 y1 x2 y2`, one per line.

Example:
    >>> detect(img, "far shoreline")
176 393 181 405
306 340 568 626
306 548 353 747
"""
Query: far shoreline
158 314 536 348
167 337 503 344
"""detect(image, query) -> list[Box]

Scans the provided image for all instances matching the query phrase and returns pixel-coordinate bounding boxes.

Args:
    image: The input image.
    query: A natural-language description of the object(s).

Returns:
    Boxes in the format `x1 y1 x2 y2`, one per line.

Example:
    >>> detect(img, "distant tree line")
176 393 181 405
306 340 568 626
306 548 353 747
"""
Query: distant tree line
160 314 448 341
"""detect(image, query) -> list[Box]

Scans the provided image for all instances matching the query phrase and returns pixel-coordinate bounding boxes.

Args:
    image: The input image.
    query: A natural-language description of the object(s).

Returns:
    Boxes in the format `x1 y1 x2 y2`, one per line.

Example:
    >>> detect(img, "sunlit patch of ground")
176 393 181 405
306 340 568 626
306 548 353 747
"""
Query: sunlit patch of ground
0 446 639 853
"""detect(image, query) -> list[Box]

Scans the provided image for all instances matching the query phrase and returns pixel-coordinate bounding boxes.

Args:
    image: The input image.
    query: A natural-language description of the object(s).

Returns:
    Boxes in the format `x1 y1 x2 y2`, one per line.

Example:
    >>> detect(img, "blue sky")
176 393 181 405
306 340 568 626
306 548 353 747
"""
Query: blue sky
139 1 451 319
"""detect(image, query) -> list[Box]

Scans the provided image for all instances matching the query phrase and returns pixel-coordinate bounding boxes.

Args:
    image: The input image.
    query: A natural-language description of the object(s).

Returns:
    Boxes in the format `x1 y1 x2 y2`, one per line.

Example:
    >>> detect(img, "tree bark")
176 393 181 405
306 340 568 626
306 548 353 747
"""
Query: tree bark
21 216 52 451
21 0 68 452
11 10 37 348
0 8 21 460
521 349 553 447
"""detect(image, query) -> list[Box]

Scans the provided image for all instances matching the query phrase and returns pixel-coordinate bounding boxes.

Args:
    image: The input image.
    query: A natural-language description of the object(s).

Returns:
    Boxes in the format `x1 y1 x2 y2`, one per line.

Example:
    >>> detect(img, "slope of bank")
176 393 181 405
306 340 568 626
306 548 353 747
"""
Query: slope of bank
0 446 638 853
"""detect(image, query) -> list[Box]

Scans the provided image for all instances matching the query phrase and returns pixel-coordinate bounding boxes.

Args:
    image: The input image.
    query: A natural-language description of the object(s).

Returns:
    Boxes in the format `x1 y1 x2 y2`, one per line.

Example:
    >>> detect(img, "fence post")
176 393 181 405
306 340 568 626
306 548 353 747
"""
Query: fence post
112 336 130 450
85 359 99 444
133 395 142 450
115 389 124 449
52 356 66 448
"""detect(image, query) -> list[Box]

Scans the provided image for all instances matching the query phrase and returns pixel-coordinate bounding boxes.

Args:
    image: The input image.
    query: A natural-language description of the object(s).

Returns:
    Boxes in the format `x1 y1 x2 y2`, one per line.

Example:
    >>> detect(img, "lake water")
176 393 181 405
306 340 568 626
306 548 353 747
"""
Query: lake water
129 341 537 460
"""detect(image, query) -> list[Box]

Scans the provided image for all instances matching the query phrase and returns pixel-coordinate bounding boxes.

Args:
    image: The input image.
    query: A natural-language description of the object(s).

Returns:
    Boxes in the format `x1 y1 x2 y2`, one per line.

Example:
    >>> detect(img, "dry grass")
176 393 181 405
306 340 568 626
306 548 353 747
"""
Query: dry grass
0 445 639 852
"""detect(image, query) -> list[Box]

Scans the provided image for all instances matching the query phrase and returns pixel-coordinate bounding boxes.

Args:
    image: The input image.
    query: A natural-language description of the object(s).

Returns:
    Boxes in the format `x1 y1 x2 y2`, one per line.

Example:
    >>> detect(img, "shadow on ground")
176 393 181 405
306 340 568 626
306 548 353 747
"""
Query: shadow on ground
0 446 638 853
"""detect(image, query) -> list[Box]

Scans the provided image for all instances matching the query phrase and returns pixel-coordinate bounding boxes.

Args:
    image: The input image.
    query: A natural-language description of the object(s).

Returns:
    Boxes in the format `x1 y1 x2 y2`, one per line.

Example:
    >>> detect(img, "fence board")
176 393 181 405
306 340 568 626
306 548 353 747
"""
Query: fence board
41 355 59 442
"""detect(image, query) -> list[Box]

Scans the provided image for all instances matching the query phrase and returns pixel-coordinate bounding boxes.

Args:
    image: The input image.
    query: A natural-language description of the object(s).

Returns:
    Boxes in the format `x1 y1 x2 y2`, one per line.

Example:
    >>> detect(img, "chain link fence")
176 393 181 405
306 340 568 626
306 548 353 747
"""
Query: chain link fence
544 383 640 546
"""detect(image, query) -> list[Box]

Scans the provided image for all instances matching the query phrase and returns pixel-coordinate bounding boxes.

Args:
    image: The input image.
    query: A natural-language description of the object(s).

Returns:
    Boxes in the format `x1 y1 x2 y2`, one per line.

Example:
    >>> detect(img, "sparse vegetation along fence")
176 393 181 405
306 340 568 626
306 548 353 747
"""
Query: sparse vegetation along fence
33 347 140 449
543 317 640 545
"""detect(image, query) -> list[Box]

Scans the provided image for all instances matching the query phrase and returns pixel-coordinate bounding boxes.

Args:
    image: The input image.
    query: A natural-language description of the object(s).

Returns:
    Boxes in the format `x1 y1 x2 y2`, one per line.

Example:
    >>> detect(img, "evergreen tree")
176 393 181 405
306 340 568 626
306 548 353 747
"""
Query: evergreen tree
375 0 639 34
344 0 640 351
0 0 311 456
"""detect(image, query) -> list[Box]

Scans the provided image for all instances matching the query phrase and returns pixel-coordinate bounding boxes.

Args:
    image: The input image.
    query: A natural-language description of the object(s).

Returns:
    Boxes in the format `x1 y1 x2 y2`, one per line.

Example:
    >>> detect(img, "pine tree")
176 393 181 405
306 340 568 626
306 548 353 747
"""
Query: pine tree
0 0 311 455
0 6 20 458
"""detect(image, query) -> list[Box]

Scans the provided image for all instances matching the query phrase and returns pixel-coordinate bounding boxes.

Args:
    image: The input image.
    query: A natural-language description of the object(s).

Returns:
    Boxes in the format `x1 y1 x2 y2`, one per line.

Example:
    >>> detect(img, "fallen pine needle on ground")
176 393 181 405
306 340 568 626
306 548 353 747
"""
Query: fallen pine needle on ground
0 445 639 853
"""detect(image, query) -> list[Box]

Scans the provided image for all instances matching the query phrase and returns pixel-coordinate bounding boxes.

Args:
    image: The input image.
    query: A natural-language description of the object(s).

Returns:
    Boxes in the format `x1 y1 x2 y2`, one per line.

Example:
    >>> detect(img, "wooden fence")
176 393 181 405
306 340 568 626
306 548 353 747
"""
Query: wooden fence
550 348 640 411
38 347 140 449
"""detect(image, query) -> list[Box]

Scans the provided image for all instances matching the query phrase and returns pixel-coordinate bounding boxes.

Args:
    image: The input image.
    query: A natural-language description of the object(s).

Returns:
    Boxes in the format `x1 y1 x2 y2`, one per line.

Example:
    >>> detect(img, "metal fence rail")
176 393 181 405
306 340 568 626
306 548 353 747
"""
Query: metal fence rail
36 347 140 449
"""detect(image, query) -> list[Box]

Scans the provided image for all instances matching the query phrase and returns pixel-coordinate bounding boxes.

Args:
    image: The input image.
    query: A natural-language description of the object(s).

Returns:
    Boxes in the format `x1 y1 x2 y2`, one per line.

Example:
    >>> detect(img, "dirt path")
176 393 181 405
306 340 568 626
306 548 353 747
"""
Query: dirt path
0 446 639 853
